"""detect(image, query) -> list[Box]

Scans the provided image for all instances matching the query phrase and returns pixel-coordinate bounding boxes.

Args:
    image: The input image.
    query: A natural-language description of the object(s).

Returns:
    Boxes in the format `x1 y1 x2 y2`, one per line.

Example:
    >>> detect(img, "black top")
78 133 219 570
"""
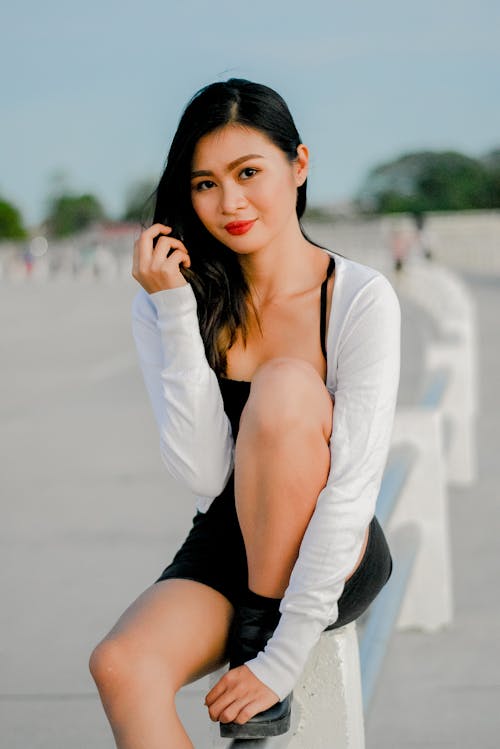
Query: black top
320 255 335 359
218 255 335 440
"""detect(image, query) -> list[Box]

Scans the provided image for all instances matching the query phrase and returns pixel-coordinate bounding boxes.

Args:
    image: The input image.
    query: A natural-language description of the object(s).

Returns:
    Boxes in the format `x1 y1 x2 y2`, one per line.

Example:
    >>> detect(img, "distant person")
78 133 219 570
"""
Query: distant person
412 211 434 261
390 227 412 272
89 78 400 745
22 246 34 276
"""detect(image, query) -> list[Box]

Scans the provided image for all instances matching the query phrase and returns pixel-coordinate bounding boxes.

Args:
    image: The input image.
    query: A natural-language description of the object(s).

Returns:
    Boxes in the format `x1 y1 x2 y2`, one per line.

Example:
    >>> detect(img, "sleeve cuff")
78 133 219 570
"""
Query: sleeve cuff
243 610 332 702
148 283 197 319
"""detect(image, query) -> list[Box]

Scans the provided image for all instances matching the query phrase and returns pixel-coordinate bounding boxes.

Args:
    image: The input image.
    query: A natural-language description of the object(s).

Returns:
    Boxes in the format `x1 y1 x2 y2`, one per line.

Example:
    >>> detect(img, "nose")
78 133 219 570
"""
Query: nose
219 182 248 215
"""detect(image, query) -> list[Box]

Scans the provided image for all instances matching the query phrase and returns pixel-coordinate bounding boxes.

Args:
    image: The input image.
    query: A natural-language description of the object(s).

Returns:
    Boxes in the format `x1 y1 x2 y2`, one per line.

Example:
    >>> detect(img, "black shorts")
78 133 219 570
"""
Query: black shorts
154 472 393 630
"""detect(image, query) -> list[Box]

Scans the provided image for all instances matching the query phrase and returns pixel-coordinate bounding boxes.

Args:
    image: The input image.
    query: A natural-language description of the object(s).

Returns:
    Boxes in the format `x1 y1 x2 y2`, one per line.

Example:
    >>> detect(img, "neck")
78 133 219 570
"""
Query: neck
238 217 329 305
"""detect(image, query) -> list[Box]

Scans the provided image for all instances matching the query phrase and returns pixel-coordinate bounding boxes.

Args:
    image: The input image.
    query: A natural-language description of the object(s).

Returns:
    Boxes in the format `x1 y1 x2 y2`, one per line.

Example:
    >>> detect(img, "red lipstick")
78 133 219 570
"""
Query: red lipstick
224 219 257 236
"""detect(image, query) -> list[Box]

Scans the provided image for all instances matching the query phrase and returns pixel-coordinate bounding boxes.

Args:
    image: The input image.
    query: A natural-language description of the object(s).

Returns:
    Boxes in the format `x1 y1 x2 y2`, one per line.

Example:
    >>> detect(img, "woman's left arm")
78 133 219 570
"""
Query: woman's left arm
243 273 401 702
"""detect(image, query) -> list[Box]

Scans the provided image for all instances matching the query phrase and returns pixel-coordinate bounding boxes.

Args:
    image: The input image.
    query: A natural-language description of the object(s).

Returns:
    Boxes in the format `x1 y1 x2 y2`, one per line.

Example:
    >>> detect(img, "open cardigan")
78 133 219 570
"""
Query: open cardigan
131 248 401 701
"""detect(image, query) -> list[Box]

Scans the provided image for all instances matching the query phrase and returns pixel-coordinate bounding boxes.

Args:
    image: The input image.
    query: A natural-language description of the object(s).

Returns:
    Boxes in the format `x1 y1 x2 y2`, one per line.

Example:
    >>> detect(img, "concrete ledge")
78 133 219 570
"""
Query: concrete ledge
210 623 364 749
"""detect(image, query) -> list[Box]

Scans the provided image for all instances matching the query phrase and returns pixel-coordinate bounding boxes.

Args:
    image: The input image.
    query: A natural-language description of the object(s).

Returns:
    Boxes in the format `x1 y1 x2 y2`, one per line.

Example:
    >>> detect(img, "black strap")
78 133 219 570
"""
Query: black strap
320 257 335 359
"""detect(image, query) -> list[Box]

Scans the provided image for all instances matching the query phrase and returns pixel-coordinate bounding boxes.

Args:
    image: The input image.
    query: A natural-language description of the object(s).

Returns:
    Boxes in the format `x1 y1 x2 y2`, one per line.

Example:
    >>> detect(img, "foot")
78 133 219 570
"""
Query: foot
219 692 293 739
219 603 292 739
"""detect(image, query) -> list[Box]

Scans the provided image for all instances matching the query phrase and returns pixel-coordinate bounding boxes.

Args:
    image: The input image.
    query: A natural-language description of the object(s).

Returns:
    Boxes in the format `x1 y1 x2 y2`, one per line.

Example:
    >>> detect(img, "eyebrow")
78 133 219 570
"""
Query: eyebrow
191 154 264 179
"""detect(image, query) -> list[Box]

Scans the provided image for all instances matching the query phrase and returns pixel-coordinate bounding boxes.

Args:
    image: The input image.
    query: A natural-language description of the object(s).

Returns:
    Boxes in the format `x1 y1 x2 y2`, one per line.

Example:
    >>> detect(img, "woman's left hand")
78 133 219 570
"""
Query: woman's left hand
205 665 280 725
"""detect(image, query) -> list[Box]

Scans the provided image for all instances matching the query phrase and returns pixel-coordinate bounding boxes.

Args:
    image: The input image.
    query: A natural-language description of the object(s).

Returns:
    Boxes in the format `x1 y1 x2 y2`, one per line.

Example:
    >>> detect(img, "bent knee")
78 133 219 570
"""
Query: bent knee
245 357 332 433
89 637 171 694
89 637 132 689
254 356 321 383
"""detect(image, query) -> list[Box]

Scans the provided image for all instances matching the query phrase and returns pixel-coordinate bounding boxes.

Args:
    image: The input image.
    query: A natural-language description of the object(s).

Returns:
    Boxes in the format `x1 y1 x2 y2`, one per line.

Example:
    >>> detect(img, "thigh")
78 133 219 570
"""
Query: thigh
99 578 235 691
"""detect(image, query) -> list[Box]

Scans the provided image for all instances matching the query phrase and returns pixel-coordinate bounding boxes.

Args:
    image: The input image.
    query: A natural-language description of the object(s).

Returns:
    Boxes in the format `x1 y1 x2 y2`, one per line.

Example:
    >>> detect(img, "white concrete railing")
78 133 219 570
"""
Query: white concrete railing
393 259 478 485
387 403 453 632
209 622 365 749
209 261 477 748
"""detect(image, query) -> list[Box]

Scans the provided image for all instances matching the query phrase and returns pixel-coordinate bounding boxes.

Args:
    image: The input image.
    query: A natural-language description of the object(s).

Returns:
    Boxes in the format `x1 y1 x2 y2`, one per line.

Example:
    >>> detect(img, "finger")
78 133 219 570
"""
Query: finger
132 239 140 278
218 696 253 725
205 666 243 701
134 225 172 270
152 237 190 268
151 247 191 274
132 236 153 279
209 689 242 722
138 225 172 253
144 223 172 238
231 700 263 725
205 677 228 707
153 235 188 257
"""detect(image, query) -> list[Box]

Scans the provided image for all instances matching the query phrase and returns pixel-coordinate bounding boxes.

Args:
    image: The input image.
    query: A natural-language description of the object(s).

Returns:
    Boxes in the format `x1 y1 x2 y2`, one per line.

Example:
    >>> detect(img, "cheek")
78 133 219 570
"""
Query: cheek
191 194 212 225
191 194 226 240
248 179 280 211
256 181 295 223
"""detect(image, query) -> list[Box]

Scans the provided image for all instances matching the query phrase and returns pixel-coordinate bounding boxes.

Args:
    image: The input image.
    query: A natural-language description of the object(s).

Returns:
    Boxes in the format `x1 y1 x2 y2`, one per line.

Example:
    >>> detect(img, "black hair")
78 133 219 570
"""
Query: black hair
148 77 328 377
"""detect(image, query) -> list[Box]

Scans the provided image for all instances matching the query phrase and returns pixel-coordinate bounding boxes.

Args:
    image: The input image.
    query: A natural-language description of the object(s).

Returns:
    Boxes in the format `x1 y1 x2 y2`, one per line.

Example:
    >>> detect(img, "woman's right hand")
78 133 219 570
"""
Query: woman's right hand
132 223 192 294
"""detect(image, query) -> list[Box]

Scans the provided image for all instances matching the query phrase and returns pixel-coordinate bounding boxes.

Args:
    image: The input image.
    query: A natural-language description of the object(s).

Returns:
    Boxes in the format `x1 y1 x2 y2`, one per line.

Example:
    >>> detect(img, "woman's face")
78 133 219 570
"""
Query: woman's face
190 124 308 254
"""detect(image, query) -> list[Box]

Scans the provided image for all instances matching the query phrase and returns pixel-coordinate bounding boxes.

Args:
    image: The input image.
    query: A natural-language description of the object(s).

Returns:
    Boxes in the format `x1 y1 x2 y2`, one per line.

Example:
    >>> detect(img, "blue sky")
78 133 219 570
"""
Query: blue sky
2 0 499 226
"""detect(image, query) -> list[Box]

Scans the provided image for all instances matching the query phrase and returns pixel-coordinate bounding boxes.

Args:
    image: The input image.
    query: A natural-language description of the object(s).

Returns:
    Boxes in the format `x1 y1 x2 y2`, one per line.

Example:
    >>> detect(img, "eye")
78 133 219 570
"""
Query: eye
192 180 215 192
240 167 258 179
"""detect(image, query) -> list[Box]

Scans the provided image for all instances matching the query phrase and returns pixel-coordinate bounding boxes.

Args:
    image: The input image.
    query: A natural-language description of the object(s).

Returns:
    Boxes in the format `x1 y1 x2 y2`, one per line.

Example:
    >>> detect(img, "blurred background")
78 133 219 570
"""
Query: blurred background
1 1 499 747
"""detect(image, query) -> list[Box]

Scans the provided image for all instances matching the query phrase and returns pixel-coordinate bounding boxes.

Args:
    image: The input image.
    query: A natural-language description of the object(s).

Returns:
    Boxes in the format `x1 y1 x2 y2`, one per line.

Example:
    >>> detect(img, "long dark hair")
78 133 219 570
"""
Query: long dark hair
149 77 325 377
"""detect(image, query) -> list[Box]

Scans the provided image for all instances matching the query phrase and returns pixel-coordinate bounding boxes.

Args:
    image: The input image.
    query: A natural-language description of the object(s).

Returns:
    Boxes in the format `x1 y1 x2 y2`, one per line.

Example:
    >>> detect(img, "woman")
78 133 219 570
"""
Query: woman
89 78 400 746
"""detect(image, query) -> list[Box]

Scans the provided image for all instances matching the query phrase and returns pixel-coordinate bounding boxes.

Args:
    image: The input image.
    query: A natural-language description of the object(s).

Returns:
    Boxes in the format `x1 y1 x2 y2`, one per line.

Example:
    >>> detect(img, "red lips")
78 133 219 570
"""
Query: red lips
224 219 257 236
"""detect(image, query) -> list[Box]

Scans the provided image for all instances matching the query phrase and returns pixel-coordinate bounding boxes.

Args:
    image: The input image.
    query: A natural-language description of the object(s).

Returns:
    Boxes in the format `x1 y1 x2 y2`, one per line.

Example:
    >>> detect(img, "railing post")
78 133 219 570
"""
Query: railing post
389 408 453 631
288 623 365 749
209 623 365 748
425 343 477 485
395 260 478 485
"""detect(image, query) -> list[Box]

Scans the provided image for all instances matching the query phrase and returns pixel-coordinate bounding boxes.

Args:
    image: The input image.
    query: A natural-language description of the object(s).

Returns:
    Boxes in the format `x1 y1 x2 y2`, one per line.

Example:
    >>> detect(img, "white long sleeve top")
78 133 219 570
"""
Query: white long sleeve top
131 248 401 702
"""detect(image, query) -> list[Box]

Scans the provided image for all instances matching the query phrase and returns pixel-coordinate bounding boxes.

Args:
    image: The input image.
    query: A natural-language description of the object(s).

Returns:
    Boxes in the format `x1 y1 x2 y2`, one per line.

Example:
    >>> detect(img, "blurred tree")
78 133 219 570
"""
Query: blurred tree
482 149 500 207
357 150 497 213
45 193 106 237
0 197 28 239
122 178 157 224
416 152 490 210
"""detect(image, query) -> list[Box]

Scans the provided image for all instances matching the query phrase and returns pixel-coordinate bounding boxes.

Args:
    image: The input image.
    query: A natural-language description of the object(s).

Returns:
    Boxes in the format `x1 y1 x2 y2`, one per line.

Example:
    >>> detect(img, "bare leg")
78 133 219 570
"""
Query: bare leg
234 357 334 597
89 579 234 748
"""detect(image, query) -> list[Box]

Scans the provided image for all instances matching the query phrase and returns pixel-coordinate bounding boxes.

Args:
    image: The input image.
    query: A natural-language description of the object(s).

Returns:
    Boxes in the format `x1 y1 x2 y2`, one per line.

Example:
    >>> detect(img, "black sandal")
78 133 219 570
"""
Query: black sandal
219 603 292 739
219 692 292 739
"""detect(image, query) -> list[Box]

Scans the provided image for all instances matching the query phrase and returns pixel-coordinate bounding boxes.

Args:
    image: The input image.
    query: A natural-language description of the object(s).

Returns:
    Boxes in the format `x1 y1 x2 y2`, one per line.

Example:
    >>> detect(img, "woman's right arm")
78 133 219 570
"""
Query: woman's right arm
131 224 234 497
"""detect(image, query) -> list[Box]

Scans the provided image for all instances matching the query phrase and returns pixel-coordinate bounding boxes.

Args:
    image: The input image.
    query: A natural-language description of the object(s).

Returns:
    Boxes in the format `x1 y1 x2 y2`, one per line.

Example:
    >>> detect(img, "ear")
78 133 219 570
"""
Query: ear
294 144 309 187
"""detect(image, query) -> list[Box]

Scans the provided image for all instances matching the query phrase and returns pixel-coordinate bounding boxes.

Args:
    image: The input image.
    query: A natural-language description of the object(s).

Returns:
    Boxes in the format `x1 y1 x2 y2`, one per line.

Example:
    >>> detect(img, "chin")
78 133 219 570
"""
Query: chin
220 235 264 255
225 246 258 256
